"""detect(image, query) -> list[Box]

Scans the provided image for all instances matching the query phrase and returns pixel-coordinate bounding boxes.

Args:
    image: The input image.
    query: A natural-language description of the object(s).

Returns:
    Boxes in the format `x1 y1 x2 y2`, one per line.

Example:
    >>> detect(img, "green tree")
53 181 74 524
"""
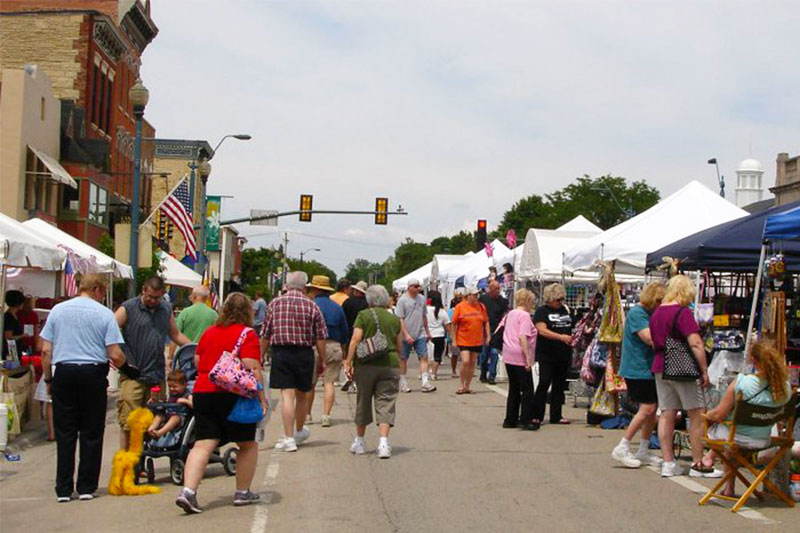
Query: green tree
241 247 337 296
494 194 554 238
430 230 475 255
345 258 384 284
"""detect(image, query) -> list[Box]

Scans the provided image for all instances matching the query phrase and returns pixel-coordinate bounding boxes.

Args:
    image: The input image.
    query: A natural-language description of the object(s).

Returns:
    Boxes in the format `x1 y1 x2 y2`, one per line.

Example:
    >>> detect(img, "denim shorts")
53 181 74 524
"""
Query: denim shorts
401 337 428 360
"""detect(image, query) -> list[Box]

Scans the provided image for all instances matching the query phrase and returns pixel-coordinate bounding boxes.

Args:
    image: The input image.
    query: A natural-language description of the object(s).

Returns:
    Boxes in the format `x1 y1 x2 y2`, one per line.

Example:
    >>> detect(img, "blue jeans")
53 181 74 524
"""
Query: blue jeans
401 337 428 360
479 346 499 380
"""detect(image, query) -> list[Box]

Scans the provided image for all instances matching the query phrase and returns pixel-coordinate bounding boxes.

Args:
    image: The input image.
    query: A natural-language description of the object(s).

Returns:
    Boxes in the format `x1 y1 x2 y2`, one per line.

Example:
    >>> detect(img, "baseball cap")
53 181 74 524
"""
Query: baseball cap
407 278 421 288
465 286 480 295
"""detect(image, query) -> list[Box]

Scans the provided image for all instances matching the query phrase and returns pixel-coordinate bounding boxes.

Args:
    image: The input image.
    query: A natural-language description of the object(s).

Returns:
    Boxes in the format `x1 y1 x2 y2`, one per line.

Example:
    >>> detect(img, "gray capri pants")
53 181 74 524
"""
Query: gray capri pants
354 365 400 426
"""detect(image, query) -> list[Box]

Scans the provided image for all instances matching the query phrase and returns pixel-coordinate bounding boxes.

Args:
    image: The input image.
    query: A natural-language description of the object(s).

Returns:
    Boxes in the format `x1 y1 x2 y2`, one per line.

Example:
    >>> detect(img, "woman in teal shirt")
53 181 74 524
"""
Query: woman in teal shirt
611 282 666 469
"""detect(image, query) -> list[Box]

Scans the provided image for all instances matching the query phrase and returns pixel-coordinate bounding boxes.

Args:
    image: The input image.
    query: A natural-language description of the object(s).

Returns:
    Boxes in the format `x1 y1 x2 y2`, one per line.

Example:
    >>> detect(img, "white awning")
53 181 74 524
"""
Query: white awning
29 146 78 189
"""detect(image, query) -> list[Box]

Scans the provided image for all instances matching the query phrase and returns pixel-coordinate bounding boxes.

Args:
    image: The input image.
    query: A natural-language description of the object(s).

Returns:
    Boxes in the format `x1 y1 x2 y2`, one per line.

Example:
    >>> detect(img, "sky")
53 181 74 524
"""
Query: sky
141 0 800 276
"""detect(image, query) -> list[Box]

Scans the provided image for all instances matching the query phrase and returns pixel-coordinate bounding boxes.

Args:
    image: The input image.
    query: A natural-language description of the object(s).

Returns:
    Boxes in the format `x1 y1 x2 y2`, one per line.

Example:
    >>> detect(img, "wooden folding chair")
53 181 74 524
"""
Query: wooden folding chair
699 391 797 512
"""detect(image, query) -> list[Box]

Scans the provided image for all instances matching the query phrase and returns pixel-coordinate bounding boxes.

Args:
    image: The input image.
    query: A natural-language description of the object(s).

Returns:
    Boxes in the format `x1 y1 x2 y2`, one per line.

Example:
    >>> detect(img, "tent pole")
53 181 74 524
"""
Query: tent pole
744 243 768 355
0 263 6 347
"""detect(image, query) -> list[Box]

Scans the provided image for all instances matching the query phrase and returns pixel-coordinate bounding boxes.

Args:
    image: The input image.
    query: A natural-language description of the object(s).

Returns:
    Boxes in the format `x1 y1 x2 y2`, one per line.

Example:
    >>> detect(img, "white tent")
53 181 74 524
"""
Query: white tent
432 241 513 306
392 260 433 293
158 251 202 289
518 229 602 281
0 212 65 271
563 181 748 275
429 253 474 289
22 218 132 278
556 215 602 233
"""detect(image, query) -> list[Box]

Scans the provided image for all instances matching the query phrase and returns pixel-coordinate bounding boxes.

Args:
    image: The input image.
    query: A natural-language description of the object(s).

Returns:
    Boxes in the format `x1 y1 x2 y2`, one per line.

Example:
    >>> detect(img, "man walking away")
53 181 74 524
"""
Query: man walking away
252 290 269 364
479 280 508 385
263 271 328 451
395 278 435 393
341 281 368 391
40 274 128 502
176 285 218 342
330 279 350 306
115 276 190 448
306 276 348 427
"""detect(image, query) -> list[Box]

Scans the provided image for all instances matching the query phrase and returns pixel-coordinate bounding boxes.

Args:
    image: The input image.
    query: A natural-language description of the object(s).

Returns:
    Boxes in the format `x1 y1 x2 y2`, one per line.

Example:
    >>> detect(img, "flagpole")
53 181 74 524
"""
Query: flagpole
141 174 188 227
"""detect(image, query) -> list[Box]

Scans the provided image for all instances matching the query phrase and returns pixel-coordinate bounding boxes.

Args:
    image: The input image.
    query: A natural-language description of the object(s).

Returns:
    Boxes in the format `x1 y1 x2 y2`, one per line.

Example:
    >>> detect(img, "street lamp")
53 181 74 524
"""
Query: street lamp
196 159 212 273
708 158 725 198
128 79 149 297
299 247 321 265
211 134 252 157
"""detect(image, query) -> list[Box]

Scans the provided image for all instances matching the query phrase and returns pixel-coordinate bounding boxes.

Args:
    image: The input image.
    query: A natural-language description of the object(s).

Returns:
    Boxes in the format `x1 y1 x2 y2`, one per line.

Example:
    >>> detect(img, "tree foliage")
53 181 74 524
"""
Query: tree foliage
241 247 337 297
344 258 384 284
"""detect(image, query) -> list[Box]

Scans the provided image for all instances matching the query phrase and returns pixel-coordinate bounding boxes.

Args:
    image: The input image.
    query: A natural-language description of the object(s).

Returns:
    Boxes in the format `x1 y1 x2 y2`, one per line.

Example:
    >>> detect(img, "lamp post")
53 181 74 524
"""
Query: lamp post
128 79 149 297
211 134 251 157
708 158 725 198
299 247 321 265
196 158 211 274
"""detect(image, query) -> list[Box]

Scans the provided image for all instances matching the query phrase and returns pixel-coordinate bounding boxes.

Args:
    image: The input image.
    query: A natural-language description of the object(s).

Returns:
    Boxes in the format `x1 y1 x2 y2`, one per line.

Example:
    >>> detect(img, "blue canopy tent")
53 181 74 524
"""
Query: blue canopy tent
644 200 800 272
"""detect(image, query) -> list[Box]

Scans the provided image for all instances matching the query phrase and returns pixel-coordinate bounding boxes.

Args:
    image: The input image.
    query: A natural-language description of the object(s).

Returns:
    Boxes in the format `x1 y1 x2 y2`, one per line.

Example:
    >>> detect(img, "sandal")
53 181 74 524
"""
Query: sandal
556 418 571 425
467 389 476 394
456 388 466 395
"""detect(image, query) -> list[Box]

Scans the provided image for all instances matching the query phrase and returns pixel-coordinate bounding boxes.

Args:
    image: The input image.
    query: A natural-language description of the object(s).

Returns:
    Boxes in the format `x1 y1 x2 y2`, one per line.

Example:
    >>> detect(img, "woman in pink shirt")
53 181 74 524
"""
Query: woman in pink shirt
500 289 538 430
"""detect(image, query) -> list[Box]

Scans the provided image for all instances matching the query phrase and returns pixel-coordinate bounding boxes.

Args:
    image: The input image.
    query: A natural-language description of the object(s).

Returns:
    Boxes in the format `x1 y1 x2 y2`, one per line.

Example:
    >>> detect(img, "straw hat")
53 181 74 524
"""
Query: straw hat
351 281 368 294
307 275 335 291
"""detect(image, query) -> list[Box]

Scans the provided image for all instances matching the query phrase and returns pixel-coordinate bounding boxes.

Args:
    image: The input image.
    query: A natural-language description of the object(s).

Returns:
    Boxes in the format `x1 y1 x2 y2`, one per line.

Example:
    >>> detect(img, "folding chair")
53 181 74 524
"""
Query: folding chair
699 390 797 512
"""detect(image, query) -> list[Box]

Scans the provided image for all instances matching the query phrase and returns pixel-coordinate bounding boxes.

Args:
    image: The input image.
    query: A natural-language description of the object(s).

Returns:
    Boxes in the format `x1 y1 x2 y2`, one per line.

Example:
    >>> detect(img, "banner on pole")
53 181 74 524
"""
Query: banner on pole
206 195 221 252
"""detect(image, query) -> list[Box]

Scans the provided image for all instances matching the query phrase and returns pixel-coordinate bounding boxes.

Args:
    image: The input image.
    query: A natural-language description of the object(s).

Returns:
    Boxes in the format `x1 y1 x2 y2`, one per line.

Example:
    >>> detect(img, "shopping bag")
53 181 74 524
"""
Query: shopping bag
227 395 264 425
589 384 616 417
604 355 627 393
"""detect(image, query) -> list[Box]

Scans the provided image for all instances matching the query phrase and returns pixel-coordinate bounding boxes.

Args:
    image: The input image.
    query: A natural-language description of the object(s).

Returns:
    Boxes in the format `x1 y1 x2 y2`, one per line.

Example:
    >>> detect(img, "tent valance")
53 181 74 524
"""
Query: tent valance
764 205 800 241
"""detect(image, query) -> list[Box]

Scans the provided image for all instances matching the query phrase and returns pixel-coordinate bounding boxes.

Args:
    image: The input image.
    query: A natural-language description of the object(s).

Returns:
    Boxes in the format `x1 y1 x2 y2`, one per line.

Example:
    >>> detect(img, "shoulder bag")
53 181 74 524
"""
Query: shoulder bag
209 327 259 397
356 309 390 362
662 308 701 381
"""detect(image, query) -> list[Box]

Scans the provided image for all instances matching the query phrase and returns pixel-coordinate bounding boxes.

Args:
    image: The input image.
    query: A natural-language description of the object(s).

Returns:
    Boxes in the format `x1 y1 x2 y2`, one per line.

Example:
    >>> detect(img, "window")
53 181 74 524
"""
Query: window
87 182 108 225
104 74 114 132
91 63 100 126
61 180 79 211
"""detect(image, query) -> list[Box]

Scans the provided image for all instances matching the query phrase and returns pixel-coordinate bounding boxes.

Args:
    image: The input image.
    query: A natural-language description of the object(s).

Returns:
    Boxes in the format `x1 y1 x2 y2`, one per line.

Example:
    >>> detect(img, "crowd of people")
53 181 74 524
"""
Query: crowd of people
4 267 797 514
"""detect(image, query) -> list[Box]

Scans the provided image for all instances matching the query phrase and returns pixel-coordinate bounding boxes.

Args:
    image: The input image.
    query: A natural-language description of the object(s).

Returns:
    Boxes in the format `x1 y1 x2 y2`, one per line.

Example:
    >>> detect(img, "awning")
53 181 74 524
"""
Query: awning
29 146 78 189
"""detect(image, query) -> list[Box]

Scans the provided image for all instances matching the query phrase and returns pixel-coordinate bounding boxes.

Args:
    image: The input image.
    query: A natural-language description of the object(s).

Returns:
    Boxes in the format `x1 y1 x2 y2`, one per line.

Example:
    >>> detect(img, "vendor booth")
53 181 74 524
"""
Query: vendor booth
435 240 513 307
158 251 203 289
392 260 435 294
563 181 748 275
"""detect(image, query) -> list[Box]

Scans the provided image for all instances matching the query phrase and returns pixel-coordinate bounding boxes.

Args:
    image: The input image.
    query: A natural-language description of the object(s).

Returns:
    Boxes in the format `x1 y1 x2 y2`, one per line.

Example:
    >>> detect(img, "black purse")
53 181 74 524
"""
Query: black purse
662 307 701 381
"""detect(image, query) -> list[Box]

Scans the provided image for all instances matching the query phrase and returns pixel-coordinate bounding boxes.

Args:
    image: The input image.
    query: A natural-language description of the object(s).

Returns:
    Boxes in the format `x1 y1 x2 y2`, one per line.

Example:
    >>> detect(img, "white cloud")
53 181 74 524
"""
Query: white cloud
141 0 800 275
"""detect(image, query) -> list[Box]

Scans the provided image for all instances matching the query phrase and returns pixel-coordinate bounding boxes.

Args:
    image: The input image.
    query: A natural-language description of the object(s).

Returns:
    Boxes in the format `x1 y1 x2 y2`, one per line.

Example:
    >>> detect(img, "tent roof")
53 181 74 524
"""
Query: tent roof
440 240 514 286
430 253 473 285
519 229 602 280
392 260 433 292
22 218 132 278
556 215 602 233
158 251 202 288
563 181 748 274
645 200 800 272
764 205 800 241
0 212 65 270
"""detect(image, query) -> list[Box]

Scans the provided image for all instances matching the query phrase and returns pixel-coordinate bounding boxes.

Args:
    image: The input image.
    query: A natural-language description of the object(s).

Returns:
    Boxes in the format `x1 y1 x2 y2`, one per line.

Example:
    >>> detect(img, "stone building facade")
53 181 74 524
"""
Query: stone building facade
770 152 800 206
0 0 157 246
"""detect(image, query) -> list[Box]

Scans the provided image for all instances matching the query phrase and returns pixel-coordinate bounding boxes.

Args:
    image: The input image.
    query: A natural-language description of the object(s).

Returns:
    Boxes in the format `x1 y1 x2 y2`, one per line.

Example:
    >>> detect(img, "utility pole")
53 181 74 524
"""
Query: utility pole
282 232 289 286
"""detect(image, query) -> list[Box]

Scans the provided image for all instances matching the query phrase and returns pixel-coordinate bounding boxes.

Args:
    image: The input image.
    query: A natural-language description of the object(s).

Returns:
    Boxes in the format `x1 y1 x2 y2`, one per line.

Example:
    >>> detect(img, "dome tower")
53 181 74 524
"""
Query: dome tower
735 158 763 208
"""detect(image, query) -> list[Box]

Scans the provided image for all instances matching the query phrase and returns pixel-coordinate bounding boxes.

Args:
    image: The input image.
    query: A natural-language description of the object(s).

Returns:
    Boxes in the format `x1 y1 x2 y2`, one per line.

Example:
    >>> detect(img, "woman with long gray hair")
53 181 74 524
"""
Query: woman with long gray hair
343 285 403 459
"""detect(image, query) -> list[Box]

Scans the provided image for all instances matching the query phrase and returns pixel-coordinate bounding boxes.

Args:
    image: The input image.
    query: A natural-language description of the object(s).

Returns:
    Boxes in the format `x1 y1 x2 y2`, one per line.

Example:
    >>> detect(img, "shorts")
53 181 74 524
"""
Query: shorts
118 375 154 429
354 365 399 427
313 340 343 386
654 373 704 411
270 345 315 392
401 337 428 360
459 345 483 353
624 378 658 404
431 337 446 363
193 392 256 444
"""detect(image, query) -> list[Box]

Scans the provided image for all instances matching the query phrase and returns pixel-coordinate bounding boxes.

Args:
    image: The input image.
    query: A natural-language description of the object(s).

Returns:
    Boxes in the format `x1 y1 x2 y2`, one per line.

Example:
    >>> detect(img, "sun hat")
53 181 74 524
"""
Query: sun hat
351 281 368 294
307 275 335 291
465 286 480 295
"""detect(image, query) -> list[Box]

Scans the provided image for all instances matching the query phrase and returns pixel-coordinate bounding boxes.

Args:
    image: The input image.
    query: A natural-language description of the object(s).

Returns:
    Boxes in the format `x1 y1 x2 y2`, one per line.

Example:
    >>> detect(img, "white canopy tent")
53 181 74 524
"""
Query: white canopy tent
392 260 433 293
22 218 132 278
518 229 602 281
158 251 202 289
429 253 473 289
433 241 513 306
563 181 748 275
556 215 602 233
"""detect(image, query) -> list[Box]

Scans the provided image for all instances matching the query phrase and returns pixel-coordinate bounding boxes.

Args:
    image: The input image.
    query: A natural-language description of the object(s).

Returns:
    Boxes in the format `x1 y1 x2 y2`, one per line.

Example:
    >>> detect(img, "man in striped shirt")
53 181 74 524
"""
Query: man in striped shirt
262 271 328 452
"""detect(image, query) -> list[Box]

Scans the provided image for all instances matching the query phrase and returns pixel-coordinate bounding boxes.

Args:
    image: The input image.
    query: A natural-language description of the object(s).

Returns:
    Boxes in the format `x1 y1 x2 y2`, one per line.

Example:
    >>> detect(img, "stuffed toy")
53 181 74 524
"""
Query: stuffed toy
109 407 160 496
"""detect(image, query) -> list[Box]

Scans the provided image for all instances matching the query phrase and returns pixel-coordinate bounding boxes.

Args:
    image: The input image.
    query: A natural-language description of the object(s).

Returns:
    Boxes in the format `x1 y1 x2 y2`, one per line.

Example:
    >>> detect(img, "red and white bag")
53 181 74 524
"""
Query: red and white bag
209 327 259 398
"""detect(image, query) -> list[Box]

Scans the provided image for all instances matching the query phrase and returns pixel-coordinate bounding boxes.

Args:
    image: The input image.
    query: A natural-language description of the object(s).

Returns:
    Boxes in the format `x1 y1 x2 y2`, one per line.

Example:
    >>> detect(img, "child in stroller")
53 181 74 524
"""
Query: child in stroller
136 344 237 485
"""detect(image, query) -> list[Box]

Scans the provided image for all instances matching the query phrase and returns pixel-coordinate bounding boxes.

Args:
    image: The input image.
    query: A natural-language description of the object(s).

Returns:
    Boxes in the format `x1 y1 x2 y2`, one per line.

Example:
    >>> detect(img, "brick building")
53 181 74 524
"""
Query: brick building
770 151 800 206
0 0 157 246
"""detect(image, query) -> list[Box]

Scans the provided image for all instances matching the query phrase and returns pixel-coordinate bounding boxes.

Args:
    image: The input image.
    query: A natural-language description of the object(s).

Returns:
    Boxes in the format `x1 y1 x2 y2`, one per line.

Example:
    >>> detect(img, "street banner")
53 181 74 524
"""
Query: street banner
206 195 221 252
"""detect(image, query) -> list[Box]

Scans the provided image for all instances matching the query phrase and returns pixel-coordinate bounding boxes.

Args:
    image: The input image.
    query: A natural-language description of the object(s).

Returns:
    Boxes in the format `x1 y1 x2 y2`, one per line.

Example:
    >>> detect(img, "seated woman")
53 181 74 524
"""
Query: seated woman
704 339 792 495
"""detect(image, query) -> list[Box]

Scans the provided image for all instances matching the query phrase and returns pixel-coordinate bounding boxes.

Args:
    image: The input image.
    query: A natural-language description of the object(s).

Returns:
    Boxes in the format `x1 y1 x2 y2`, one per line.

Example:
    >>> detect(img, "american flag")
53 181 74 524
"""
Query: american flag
160 179 197 261
64 258 78 297
203 268 219 310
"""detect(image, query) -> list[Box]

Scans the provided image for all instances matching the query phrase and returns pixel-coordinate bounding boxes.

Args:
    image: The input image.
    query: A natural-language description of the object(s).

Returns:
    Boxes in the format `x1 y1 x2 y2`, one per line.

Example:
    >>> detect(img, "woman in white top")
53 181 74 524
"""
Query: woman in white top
425 291 451 381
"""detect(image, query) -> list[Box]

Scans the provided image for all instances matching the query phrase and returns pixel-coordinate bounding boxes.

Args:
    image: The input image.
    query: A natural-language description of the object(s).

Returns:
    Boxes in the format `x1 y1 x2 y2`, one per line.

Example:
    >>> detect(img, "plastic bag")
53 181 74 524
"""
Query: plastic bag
227 395 264 425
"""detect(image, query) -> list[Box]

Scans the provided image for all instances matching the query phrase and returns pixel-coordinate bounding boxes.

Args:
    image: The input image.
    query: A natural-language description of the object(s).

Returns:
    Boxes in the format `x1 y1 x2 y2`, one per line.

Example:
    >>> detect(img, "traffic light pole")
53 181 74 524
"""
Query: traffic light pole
219 209 408 226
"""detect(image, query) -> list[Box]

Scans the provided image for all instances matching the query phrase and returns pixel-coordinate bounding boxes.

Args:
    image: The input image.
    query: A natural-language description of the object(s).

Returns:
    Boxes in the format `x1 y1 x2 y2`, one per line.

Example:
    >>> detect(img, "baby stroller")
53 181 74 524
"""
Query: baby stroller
135 343 238 485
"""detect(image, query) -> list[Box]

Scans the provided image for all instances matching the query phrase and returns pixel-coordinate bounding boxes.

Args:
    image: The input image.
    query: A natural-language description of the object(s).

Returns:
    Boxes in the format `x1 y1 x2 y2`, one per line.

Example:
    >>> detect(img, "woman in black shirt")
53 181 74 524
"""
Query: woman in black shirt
3 290 26 359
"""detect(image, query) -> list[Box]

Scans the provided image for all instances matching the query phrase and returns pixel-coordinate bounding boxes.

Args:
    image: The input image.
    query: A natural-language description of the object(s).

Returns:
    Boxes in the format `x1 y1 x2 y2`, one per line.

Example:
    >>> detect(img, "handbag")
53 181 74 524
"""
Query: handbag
356 309 390 362
589 384 616 416
589 340 608 370
227 390 264 424
604 351 627 393
209 327 259 398
580 340 598 385
662 308 701 381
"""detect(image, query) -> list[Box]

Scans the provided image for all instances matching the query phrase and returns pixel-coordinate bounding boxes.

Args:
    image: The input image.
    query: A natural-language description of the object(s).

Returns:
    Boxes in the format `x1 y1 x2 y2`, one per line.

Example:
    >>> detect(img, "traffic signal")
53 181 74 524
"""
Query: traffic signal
299 194 313 222
476 219 487 251
375 197 388 225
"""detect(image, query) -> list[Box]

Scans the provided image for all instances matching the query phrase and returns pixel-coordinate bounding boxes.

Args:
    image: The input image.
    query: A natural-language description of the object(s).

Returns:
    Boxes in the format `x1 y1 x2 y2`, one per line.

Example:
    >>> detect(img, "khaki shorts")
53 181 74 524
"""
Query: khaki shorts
353 365 399 427
117 375 153 430
654 373 704 411
313 341 344 386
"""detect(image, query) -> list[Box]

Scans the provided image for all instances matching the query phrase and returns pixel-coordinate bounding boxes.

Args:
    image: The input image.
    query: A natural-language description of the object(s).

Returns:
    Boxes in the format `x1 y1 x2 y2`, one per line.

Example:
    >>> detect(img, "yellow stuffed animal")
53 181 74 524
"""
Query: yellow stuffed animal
109 407 160 496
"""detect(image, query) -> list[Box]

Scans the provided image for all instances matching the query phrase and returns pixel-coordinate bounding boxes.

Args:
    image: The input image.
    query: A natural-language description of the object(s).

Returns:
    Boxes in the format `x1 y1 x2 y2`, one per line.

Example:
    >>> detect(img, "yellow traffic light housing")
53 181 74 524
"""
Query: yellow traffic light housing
299 194 313 222
375 197 388 225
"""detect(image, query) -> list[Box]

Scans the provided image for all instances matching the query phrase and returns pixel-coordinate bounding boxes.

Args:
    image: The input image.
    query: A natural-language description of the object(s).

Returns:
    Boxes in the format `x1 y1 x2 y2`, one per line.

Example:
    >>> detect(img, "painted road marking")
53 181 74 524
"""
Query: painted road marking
250 451 281 533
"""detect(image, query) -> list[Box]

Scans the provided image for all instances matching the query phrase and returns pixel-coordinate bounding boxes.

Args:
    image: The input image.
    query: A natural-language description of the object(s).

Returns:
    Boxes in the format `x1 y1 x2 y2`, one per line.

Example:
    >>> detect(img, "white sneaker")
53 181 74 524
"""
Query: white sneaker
420 381 437 393
305 414 314 425
78 494 95 501
274 436 298 452
377 441 392 459
611 444 641 468
320 415 331 427
350 438 366 455
399 377 411 393
635 450 664 466
293 427 310 445
57 496 71 503
689 464 724 478
661 461 685 477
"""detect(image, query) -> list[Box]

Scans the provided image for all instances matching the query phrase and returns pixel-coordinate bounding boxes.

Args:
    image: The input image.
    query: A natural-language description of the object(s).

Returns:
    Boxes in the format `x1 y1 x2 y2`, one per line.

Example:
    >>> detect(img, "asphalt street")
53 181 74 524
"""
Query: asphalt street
1 362 796 533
